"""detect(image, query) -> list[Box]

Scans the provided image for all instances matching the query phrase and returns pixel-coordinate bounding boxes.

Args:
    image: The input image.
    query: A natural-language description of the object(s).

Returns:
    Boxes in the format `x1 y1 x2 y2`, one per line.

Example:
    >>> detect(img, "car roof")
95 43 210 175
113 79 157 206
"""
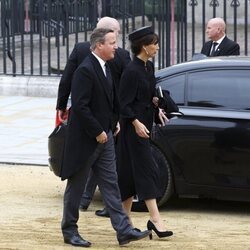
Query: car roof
156 56 250 78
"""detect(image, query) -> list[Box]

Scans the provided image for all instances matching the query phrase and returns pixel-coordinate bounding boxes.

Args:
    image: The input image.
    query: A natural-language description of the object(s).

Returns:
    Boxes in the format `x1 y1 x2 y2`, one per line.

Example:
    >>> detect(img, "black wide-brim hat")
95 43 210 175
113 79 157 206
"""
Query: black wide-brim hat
128 26 154 41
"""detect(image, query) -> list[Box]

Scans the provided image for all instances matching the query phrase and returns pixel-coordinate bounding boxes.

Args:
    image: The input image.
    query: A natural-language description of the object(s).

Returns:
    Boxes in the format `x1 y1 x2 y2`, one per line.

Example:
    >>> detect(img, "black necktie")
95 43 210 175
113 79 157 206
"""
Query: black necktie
210 42 218 56
104 63 113 97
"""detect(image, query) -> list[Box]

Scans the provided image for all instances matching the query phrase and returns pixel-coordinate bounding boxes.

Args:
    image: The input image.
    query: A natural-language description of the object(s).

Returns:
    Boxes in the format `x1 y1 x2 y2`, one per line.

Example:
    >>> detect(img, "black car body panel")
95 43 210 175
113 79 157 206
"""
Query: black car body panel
152 56 250 203
48 56 250 208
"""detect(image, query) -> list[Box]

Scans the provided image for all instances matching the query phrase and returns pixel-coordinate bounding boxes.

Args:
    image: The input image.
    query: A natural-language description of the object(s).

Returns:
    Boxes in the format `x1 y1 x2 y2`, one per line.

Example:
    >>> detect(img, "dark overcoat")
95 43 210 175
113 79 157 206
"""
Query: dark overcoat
56 42 130 110
117 57 161 201
60 53 118 180
201 36 240 56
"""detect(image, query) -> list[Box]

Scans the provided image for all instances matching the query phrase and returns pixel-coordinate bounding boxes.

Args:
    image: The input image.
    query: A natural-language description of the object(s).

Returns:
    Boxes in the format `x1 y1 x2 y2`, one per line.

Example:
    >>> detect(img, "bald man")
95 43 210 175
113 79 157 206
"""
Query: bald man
201 17 240 56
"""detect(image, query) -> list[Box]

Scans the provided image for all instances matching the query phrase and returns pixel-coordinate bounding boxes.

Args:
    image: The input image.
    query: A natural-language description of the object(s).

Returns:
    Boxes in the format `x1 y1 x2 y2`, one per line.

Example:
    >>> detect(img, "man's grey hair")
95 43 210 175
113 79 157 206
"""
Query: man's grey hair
90 28 114 50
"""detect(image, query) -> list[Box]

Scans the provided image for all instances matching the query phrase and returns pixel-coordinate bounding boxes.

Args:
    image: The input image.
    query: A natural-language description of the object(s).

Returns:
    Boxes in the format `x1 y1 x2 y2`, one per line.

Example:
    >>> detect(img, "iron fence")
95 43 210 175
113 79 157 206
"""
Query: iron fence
0 0 249 76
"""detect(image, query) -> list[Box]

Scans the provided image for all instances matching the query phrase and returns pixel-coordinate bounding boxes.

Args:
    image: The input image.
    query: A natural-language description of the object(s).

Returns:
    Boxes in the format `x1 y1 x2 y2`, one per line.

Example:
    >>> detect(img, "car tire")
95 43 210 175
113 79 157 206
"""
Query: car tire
131 143 173 211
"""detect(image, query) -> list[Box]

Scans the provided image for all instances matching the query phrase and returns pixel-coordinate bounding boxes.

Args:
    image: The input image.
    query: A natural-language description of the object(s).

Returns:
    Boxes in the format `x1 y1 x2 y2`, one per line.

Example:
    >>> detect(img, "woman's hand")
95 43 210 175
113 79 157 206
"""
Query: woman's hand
158 108 169 126
132 119 150 138
152 96 159 107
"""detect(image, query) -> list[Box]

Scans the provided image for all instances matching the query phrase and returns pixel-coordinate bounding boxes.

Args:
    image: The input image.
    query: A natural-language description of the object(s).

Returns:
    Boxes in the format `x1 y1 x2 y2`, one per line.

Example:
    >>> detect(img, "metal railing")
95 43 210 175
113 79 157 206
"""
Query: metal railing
0 0 249 76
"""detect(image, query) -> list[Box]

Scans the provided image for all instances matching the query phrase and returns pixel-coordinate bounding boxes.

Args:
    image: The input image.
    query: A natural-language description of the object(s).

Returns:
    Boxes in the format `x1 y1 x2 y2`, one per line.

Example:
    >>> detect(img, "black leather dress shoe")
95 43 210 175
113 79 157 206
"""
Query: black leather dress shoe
95 207 110 217
79 204 88 211
117 228 151 246
64 234 91 247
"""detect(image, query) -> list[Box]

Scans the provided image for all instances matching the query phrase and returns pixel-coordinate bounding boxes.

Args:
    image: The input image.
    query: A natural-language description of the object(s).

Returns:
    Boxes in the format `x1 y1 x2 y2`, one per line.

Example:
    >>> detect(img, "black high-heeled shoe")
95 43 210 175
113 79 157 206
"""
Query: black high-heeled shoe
147 220 173 240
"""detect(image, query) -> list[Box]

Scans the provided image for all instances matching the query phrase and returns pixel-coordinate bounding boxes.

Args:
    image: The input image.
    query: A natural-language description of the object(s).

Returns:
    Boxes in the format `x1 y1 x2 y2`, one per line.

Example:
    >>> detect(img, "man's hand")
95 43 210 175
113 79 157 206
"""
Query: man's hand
96 131 108 144
58 109 69 123
132 119 150 138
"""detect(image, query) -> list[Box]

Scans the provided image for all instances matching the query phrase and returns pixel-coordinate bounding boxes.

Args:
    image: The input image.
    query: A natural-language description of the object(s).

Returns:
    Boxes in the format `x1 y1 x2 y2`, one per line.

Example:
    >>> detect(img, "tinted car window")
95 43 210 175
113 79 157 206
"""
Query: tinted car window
187 70 250 110
158 74 185 105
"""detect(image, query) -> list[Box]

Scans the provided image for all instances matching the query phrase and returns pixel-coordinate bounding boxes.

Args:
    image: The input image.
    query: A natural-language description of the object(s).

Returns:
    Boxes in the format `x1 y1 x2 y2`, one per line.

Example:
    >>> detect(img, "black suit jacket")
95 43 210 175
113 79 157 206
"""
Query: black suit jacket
56 42 131 110
61 54 118 180
201 36 240 57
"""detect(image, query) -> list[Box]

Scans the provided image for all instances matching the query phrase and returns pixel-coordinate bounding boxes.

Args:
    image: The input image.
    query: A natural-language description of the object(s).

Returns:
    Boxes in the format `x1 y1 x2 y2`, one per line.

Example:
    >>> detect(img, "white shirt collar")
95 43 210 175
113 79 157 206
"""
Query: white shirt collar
92 52 106 75
214 35 225 46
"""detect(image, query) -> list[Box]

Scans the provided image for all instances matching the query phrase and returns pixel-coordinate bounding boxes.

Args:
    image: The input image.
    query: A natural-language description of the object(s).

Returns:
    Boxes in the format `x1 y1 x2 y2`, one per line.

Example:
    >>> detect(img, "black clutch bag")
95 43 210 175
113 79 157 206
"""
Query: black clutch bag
48 123 66 177
156 86 179 114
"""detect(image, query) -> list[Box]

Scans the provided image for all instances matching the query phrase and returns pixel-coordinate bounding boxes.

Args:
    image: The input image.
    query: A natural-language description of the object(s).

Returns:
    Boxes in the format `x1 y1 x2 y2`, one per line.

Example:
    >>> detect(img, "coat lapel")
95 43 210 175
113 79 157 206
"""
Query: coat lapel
215 36 227 56
205 41 213 56
90 54 113 107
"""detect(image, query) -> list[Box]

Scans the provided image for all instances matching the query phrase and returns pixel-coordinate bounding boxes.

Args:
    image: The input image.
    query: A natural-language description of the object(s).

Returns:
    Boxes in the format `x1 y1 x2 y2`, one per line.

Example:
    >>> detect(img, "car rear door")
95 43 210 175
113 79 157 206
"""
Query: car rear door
158 68 250 189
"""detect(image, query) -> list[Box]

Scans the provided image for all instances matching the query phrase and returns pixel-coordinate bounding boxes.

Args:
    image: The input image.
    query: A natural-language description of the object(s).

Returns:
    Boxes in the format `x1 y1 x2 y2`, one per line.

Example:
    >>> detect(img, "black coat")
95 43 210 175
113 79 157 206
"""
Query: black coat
56 42 131 110
117 57 161 201
60 54 118 180
201 36 240 56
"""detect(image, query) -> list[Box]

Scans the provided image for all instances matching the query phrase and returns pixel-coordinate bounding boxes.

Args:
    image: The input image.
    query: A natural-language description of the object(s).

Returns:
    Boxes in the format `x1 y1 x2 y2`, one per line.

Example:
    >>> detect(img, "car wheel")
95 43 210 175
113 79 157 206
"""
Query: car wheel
131 143 173 211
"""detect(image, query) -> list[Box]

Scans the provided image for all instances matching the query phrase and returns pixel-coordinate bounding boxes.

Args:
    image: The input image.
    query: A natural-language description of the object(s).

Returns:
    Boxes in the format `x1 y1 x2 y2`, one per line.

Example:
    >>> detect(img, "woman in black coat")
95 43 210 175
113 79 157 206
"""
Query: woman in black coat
117 26 173 239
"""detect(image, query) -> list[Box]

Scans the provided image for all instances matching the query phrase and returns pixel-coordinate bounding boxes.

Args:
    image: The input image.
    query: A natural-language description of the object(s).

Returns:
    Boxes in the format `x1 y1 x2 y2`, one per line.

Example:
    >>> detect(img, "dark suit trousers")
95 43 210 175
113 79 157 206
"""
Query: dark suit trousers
61 131 132 238
80 168 98 207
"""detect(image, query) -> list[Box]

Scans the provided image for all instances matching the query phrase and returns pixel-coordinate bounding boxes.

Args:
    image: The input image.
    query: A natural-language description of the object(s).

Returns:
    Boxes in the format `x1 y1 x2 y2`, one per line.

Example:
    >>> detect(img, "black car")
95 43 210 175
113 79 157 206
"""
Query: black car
145 56 250 209
49 56 250 210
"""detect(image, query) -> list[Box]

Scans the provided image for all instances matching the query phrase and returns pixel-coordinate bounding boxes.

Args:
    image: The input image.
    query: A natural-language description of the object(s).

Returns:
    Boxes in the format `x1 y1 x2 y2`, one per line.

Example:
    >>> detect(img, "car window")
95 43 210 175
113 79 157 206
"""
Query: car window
157 74 185 106
187 70 250 110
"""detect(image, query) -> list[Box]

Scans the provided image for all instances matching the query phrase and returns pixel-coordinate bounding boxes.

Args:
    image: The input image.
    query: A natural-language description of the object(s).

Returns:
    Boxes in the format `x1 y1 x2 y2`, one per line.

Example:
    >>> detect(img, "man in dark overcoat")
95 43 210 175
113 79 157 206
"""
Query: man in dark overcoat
201 17 240 56
60 28 150 247
56 17 130 119
56 17 131 218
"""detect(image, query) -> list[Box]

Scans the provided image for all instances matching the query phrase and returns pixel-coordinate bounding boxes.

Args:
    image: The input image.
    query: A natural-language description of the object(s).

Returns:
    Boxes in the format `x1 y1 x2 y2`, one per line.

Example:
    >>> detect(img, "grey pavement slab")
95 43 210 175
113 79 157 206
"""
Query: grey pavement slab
0 96 56 165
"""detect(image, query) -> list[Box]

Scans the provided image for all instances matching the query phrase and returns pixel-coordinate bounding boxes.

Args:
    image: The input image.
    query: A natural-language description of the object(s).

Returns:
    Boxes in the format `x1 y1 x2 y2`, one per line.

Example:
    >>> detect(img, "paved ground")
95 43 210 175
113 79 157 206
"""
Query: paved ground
1 164 250 250
0 95 56 166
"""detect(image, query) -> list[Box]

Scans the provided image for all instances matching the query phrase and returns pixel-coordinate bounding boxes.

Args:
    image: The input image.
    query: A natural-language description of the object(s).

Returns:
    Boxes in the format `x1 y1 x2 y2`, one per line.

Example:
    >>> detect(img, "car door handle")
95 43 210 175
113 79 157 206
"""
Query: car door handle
169 111 184 117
